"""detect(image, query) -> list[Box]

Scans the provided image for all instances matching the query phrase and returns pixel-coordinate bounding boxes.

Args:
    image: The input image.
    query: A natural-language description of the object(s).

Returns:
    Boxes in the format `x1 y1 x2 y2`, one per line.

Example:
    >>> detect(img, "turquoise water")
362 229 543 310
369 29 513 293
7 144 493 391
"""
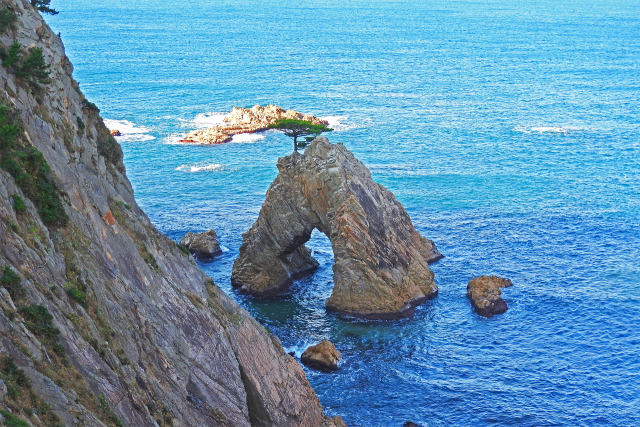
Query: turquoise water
49 1 640 425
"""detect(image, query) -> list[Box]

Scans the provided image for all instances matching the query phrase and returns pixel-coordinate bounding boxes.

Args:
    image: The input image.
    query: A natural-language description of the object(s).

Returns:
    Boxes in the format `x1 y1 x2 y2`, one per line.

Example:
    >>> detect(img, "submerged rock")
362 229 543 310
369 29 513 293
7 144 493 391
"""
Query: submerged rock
301 340 341 372
467 275 513 317
232 137 442 319
180 230 222 260
179 104 328 144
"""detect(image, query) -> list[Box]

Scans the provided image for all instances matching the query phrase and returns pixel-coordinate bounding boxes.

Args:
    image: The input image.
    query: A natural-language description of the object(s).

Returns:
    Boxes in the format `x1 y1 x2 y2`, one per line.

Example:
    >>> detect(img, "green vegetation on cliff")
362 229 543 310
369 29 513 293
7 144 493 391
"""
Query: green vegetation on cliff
0 7 16 32
1 42 51 88
0 103 68 227
0 355 61 426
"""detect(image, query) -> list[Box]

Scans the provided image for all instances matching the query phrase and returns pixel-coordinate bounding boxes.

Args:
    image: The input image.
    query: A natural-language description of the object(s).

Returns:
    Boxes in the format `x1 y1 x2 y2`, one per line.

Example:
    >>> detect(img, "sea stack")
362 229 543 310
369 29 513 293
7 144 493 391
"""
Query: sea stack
467 276 513 317
231 137 442 319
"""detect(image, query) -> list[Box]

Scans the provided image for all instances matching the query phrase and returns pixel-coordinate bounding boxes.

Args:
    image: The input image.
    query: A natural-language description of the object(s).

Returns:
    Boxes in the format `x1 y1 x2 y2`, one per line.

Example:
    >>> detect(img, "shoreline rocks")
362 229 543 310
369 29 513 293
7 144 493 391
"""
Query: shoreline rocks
231 137 442 319
301 340 341 372
110 129 121 136
179 104 328 144
467 275 513 317
180 230 222 260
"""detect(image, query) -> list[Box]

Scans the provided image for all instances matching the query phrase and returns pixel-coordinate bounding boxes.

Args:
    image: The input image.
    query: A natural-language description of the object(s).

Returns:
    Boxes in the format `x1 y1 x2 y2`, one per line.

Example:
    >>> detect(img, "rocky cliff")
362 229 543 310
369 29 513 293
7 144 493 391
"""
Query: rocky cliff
232 138 442 319
0 1 336 425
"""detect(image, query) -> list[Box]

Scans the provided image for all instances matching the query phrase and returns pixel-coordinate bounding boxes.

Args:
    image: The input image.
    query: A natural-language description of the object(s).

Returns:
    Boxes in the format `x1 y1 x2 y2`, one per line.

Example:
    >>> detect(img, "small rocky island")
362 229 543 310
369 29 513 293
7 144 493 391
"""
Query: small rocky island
180 230 222 260
301 340 342 372
179 105 328 144
467 276 513 317
232 137 442 319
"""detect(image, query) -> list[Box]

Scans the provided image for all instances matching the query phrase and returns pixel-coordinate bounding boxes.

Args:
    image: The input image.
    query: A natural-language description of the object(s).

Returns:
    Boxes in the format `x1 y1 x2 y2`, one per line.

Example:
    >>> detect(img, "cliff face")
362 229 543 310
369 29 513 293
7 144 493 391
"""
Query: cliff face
0 1 331 425
232 138 442 319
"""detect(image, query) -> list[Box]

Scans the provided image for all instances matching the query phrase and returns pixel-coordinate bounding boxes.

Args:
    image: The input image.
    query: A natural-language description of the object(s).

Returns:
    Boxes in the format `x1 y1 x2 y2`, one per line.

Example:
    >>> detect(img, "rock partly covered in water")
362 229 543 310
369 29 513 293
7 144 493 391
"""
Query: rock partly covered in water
301 340 342 372
180 104 329 144
467 276 513 317
0 2 339 425
110 129 121 136
232 137 442 319
180 230 222 260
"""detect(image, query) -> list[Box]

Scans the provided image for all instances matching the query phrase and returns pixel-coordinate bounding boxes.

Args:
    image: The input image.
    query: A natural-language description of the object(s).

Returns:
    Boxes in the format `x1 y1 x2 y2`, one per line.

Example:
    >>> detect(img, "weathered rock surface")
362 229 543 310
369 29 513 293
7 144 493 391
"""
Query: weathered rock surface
180 104 329 144
0 1 339 425
301 340 341 372
467 276 513 317
180 230 222 260
232 137 442 319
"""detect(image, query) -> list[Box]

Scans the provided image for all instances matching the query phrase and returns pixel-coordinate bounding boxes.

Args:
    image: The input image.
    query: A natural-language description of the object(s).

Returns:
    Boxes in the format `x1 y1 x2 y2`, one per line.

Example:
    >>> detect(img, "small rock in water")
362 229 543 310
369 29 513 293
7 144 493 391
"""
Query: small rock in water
301 339 341 372
180 230 222 260
110 129 121 136
467 275 513 317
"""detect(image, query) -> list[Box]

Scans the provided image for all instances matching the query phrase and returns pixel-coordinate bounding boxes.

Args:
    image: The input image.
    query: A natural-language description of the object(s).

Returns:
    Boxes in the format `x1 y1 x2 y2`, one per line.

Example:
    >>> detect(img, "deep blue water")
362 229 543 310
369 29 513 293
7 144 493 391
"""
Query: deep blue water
48 1 640 425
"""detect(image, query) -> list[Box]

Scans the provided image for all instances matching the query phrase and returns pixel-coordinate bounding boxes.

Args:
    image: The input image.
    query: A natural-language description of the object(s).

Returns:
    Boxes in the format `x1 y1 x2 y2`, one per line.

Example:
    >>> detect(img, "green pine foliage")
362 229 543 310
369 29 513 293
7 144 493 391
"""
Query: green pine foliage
1 265 25 301
268 119 333 152
19 304 61 346
30 0 58 15
0 7 17 33
0 43 51 89
12 193 26 213
17 47 50 86
0 103 68 228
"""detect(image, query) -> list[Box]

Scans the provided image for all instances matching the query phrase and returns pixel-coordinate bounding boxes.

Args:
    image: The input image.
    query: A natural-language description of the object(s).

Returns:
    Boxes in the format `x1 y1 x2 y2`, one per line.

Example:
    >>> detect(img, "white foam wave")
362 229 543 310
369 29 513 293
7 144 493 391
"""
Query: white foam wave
321 115 357 131
191 112 227 128
515 125 586 134
230 133 266 143
104 119 155 142
175 163 224 173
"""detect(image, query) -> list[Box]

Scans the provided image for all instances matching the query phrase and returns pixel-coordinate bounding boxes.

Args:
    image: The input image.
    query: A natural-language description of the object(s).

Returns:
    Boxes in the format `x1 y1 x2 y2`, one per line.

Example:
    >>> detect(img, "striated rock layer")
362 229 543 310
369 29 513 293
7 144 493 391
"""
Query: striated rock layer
180 104 329 144
0 1 338 425
232 137 442 319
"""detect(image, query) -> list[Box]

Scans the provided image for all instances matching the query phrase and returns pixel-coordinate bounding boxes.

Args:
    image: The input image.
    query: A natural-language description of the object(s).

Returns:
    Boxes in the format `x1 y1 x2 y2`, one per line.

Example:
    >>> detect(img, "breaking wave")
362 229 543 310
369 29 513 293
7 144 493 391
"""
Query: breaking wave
104 119 155 142
321 115 357 131
514 125 587 134
175 163 224 173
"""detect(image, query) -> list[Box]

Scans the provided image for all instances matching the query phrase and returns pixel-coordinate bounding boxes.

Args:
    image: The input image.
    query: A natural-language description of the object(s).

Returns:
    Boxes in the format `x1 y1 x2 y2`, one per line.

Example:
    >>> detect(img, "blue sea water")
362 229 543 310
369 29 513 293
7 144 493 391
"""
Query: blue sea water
48 1 640 425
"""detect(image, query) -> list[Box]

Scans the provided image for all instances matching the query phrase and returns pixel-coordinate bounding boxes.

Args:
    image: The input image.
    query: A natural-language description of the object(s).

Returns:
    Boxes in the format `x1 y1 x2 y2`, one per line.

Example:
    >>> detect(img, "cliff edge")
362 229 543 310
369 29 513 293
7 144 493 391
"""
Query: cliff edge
0 1 335 425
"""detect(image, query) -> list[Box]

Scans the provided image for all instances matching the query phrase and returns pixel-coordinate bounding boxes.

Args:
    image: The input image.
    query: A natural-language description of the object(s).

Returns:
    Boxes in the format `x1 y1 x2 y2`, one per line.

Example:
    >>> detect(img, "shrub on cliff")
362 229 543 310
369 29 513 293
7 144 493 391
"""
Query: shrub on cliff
269 119 333 153
0 43 51 89
30 0 58 15
0 103 68 227
0 7 17 33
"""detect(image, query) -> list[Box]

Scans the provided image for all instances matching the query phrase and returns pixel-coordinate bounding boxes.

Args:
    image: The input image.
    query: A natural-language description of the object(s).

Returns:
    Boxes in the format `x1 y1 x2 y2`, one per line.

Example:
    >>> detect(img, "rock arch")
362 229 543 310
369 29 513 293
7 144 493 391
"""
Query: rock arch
231 138 442 319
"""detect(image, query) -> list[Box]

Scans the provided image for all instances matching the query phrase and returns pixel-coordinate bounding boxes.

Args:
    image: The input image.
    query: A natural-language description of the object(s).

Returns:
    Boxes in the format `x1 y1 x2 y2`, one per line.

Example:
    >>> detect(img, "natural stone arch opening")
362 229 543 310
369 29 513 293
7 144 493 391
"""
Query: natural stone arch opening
231 138 442 319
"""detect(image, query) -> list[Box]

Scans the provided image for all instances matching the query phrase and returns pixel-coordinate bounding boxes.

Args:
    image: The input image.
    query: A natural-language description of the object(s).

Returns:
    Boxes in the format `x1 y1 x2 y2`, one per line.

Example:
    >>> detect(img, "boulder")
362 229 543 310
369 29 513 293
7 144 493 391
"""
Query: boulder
110 129 121 136
301 340 341 372
180 230 222 260
467 276 513 317
180 104 329 144
232 137 442 319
